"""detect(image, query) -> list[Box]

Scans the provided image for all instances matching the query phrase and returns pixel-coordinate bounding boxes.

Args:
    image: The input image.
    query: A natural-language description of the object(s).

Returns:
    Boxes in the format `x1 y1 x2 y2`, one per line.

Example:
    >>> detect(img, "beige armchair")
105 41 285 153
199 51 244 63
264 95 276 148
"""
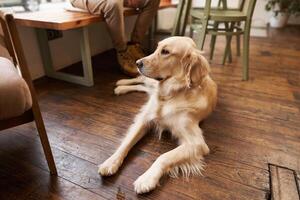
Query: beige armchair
0 57 32 120
0 11 57 175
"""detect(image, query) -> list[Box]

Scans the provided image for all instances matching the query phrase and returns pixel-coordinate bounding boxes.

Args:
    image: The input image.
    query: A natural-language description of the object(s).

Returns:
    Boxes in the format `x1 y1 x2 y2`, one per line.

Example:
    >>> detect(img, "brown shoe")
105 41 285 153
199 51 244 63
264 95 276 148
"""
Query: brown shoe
127 43 147 61
117 48 139 77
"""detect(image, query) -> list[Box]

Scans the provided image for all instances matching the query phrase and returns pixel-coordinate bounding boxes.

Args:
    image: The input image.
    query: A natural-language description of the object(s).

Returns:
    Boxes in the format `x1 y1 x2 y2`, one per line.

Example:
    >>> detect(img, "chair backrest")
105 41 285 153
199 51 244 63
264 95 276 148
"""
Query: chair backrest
171 0 185 36
241 0 257 18
0 12 17 64
204 0 256 19
171 0 193 36
0 11 35 92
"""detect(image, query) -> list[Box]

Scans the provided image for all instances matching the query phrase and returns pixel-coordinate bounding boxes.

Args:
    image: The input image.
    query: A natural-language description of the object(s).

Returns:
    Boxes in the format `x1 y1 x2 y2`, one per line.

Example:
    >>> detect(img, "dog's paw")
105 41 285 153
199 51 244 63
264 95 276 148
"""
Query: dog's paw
114 86 123 95
116 79 128 86
114 86 126 95
134 171 159 194
98 155 122 176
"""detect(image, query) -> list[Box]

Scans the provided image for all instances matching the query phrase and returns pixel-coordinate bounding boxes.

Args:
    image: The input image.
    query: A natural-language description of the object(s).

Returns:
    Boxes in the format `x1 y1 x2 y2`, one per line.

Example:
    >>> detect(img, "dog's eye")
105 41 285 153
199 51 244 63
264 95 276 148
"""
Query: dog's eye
161 49 170 55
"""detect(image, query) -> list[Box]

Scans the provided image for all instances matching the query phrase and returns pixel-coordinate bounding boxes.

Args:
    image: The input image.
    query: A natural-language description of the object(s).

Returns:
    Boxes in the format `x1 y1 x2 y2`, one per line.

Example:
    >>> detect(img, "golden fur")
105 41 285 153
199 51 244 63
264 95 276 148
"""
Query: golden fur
98 37 218 194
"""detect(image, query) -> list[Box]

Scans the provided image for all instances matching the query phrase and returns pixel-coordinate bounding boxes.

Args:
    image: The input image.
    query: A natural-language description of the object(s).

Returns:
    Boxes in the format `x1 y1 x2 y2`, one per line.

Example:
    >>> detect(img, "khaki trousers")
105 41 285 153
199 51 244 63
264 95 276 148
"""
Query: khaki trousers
70 0 160 50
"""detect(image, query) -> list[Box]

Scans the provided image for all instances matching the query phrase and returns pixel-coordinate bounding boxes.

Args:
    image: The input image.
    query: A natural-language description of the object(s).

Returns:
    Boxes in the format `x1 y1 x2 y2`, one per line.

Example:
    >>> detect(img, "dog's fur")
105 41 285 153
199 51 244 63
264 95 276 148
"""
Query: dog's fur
98 37 217 194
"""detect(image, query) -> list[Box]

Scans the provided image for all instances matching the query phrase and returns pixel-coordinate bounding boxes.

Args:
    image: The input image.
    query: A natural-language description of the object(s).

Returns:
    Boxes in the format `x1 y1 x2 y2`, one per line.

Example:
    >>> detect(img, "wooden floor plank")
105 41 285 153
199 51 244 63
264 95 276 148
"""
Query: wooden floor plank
270 165 299 200
0 147 103 200
3 125 268 199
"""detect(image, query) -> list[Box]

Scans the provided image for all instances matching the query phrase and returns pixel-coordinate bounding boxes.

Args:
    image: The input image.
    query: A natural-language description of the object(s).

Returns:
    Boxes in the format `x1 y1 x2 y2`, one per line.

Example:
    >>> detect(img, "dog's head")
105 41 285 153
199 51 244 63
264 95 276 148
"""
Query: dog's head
137 36 210 88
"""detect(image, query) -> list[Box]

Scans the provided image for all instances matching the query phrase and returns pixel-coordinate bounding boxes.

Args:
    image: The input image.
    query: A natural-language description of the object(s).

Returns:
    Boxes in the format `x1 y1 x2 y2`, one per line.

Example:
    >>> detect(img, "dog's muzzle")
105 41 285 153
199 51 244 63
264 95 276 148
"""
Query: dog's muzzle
136 59 163 81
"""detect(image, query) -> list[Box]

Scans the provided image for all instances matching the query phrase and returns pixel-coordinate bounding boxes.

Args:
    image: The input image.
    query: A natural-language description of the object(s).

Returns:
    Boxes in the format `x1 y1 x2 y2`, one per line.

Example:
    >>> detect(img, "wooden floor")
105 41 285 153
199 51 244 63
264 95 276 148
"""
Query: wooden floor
1 26 300 200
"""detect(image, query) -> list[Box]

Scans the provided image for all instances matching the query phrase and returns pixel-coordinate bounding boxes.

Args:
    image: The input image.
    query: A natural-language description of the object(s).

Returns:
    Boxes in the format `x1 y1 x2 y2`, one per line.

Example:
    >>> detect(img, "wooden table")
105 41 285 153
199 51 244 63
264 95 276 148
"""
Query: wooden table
14 2 176 86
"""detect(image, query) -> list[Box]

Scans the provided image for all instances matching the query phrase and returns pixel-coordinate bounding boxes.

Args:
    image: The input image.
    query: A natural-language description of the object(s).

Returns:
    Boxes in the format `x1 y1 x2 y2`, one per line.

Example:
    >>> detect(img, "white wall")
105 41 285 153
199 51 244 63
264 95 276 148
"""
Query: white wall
249 0 299 27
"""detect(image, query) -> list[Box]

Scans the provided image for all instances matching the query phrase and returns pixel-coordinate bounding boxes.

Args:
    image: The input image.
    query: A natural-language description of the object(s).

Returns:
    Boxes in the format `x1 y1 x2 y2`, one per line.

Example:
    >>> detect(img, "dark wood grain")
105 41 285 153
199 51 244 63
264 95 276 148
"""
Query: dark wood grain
270 165 299 200
0 26 299 199
0 147 103 200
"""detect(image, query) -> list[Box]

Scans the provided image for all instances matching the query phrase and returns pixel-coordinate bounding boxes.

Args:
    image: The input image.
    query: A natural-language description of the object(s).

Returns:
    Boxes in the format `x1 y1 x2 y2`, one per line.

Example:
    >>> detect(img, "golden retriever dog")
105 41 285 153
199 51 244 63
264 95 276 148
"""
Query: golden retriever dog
98 36 217 194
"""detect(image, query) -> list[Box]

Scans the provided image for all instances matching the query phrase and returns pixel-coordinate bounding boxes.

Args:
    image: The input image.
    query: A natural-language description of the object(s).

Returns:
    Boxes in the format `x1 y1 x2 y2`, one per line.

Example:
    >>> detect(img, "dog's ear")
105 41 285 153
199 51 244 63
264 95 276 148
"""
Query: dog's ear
182 49 210 88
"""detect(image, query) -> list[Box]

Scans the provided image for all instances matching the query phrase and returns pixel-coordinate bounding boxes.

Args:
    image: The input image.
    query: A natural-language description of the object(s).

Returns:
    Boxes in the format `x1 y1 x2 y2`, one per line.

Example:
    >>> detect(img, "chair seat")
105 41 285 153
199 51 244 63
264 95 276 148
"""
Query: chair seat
0 57 32 120
191 9 247 22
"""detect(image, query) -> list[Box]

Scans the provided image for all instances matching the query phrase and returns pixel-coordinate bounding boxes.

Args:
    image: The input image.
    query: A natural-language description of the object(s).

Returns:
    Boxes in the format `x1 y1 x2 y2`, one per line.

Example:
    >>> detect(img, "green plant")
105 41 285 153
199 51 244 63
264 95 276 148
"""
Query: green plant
265 0 300 16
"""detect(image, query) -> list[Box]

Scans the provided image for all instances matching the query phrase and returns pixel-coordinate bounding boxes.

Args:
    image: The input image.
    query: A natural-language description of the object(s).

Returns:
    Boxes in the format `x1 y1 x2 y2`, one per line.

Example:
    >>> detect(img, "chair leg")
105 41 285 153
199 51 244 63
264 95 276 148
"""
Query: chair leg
222 22 228 64
197 27 207 50
222 39 229 65
236 34 241 56
228 38 233 63
32 105 57 175
171 0 185 36
180 0 192 36
236 21 241 56
196 18 208 50
210 35 217 60
222 22 233 65
189 26 194 38
228 21 236 62
209 22 219 60
242 21 251 81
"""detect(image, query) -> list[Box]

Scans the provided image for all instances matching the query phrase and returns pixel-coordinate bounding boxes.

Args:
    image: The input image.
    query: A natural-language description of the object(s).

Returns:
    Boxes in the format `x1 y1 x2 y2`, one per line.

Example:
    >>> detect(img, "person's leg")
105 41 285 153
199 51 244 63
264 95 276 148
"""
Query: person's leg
123 0 160 61
71 0 127 51
130 0 160 44
71 0 138 76
87 0 127 51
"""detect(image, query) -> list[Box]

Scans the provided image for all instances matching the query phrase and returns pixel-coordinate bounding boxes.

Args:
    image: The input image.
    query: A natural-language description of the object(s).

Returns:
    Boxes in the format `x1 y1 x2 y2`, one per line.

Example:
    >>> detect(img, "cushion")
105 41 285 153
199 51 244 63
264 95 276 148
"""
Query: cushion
0 57 32 120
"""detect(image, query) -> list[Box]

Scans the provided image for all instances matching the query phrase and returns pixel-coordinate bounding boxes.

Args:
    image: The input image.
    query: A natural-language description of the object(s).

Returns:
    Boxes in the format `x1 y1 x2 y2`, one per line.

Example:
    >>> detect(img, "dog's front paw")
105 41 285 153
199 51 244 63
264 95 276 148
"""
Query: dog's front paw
98 155 122 176
134 171 160 194
116 79 128 86
114 86 126 95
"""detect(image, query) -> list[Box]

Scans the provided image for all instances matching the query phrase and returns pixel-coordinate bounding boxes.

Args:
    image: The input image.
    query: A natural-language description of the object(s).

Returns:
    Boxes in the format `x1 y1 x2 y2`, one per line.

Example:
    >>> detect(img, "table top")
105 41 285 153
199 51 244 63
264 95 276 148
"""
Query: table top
14 1 176 30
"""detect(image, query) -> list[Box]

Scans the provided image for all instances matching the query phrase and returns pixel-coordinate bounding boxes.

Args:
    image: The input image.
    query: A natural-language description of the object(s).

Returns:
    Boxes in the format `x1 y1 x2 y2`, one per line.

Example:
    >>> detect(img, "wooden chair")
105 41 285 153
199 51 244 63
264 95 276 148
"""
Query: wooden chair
171 0 193 36
0 11 57 175
148 0 192 51
189 0 257 80
147 0 189 49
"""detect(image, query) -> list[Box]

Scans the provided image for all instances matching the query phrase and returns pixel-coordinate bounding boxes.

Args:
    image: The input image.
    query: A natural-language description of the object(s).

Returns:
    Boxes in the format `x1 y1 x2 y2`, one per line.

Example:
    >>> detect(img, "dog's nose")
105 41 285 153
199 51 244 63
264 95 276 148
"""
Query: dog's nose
136 60 144 69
